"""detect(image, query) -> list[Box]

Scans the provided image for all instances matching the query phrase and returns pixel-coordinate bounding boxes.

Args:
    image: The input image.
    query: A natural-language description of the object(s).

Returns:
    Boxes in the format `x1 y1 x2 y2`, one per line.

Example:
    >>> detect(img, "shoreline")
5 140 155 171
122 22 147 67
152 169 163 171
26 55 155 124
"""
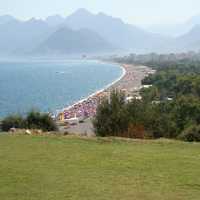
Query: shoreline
58 63 127 115
59 63 153 135
58 63 152 122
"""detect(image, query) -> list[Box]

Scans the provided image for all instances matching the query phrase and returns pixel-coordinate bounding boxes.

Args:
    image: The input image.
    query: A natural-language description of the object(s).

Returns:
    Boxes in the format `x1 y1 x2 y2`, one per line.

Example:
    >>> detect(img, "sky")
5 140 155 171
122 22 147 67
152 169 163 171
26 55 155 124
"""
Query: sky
1 0 200 25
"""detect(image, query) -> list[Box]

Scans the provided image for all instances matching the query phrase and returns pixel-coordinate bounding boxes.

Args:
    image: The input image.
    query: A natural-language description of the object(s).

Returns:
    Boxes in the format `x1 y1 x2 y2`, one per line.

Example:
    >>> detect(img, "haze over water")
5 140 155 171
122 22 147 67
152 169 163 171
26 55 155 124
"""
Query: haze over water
0 60 123 118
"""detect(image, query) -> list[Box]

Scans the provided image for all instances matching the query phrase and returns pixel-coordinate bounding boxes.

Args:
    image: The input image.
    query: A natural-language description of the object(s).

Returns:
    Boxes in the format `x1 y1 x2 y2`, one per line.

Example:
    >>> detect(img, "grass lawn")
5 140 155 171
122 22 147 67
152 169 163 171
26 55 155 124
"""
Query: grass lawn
0 134 200 200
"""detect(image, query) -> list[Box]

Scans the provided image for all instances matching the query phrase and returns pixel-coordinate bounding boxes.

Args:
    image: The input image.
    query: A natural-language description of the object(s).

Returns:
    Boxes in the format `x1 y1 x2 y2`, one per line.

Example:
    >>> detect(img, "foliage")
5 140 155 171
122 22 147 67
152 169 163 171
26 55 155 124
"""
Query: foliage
93 90 129 137
126 123 145 139
94 58 200 141
27 110 57 131
1 114 26 132
1 110 57 132
178 125 200 142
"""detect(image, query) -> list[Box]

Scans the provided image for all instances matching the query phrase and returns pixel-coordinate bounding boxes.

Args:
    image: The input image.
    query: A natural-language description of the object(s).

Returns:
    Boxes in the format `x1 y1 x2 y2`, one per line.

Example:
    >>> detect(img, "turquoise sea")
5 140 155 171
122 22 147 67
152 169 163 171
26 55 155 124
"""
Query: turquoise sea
0 60 123 118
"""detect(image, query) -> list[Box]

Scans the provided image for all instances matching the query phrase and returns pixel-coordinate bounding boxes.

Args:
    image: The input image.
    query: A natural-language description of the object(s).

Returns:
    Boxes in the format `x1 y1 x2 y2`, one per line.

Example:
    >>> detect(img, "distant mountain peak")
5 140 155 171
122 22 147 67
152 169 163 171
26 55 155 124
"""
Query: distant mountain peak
26 18 48 26
69 8 93 18
34 25 114 55
0 15 16 24
28 17 38 22
97 12 111 17
96 12 111 19
75 8 92 15
96 12 124 25
0 14 13 18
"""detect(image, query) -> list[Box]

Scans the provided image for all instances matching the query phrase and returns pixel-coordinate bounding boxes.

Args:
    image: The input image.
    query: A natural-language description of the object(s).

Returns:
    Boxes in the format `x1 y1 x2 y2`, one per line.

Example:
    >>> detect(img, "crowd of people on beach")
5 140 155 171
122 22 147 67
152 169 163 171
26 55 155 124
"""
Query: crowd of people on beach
63 92 107 120
58 65 154 122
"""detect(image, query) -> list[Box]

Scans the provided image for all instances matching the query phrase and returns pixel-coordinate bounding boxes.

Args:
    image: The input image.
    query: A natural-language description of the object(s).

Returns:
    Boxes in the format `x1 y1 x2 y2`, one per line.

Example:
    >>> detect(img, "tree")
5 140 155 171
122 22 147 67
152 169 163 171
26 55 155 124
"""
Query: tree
93 90 129 137
1 110 57 132
178 125 200 142
27 110 57 131
1 114 26 131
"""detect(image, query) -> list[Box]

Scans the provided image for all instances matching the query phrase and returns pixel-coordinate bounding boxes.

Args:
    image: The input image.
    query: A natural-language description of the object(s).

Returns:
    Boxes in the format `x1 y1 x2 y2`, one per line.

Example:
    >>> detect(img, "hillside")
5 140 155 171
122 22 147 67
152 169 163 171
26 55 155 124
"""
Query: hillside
2 9 200 55
64 9 168 52
176 25 200 51
0 15 16 25
0 18 54 55
0 134 199 200
34 27 114 55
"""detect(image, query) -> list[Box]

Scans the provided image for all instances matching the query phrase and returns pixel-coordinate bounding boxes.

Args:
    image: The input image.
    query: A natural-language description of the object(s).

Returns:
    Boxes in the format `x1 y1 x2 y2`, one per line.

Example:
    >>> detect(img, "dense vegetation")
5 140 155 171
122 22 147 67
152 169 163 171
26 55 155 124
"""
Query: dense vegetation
94 57 200 141
1 110 57 132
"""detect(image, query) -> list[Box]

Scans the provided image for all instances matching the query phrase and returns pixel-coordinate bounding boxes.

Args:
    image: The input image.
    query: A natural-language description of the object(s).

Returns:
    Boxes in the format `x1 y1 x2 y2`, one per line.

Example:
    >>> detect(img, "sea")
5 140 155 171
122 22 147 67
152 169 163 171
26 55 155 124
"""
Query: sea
0 59 123 118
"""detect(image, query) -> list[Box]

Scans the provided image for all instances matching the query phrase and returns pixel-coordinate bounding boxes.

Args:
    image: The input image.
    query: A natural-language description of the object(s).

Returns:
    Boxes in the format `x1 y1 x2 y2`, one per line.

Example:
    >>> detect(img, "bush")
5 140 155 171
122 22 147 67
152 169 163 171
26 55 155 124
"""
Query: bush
1 110 57 132
1 114 26 131
26 110 58 132
126 124 145 139
93 90 129 137
178 125 200 142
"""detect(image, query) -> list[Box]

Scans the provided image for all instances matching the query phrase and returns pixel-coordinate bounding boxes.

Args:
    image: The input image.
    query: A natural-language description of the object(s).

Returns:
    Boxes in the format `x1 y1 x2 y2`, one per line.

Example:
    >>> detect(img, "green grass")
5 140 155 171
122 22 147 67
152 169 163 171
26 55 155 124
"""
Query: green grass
0 134 200 200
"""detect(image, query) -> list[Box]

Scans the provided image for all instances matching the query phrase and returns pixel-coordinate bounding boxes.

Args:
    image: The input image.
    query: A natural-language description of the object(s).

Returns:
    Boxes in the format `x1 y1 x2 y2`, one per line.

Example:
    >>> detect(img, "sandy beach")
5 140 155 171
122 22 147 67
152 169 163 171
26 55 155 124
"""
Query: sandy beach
107 64 152 93
59 64 153 136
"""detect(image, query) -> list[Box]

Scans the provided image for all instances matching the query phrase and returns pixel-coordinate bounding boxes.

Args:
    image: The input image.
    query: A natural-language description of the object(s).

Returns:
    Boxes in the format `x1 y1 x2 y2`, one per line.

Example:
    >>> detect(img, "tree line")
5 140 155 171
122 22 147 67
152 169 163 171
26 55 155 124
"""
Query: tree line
93 58 200 142
1 110 57 132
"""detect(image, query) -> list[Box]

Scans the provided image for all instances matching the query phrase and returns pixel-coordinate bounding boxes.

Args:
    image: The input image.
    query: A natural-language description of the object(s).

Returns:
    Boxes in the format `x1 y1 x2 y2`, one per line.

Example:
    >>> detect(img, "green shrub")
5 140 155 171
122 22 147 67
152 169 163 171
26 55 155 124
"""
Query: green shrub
26 110 57 132
93 90 129 137
1 110 57 132
1 115 26 131
178 125 200 142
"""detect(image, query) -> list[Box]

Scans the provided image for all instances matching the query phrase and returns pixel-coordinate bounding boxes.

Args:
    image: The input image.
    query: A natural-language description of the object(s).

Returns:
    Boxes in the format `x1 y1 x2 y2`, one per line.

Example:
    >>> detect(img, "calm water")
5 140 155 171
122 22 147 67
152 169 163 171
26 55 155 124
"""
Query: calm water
0 60 122 118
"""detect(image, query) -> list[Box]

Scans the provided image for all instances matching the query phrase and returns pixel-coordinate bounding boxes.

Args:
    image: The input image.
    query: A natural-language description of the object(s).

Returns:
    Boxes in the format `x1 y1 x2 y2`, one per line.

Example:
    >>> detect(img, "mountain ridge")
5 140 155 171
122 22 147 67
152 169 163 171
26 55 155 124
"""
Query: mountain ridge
1 9 200 56
33 26 115 55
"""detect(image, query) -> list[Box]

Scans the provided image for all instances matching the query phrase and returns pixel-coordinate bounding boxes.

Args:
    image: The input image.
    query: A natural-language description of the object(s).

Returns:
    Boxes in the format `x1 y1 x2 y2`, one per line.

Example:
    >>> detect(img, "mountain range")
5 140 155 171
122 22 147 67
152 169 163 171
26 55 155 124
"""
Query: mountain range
34 27 114 55
1 9 200 57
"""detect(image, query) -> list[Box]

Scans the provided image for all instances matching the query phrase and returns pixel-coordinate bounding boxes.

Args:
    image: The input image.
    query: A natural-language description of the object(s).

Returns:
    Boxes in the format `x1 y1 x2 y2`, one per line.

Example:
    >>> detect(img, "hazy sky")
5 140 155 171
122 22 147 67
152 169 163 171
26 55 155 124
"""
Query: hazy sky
1 0 200 25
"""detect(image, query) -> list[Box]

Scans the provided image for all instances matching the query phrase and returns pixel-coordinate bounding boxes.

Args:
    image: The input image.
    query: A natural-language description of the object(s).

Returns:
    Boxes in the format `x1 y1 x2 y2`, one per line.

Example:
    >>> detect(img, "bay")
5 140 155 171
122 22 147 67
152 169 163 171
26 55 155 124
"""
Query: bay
0 60 122 118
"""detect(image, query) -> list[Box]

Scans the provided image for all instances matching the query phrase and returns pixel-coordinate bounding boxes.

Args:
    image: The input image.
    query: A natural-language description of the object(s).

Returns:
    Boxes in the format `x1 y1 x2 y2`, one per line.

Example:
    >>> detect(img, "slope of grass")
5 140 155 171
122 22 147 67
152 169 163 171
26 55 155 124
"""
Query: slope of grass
0 134 200 200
